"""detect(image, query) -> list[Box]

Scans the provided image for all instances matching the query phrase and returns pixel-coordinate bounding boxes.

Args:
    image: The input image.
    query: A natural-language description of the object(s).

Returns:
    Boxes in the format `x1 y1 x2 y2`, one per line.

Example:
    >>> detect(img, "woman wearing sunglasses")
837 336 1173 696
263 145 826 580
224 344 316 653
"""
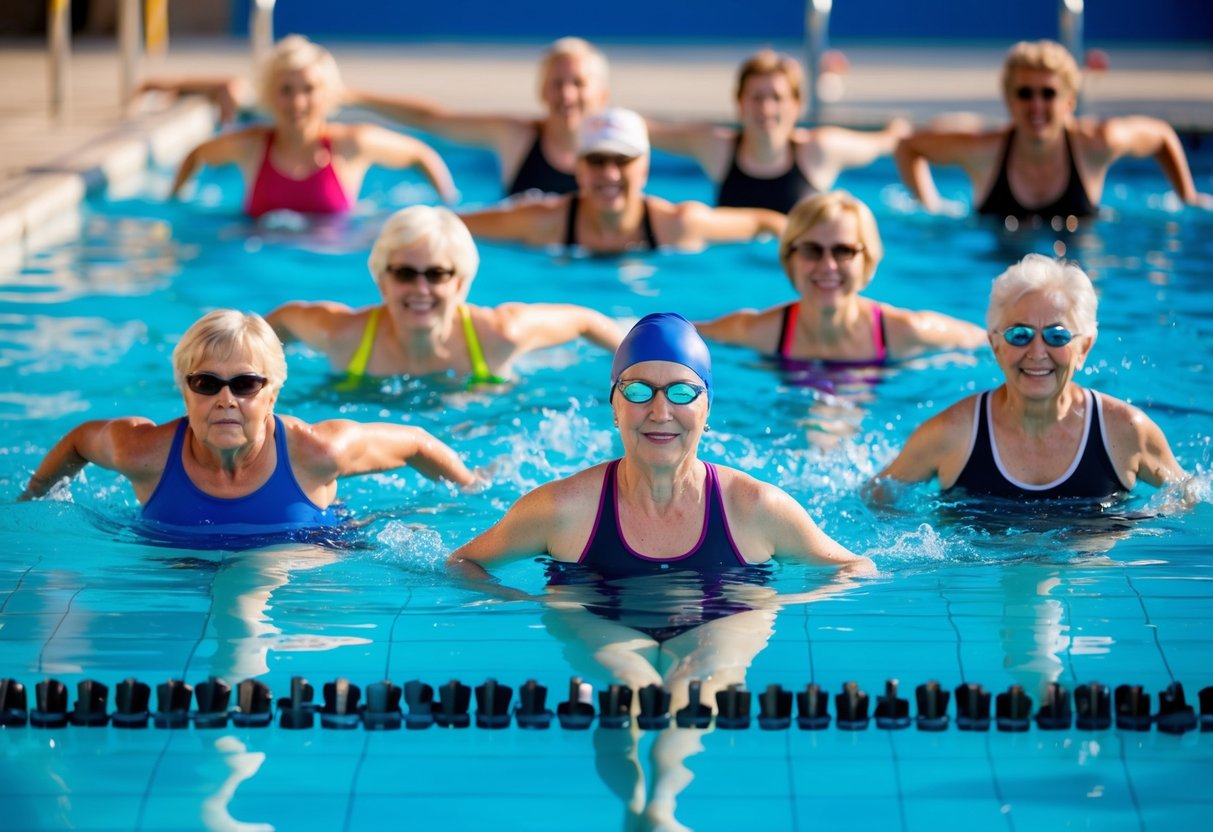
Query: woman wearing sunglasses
865 254 1186 503
459 108 786 254
894 39 1207 221
170 35 458 217
697 191 987 374
646 49 909 214
19 310 475 533
267 205 622 387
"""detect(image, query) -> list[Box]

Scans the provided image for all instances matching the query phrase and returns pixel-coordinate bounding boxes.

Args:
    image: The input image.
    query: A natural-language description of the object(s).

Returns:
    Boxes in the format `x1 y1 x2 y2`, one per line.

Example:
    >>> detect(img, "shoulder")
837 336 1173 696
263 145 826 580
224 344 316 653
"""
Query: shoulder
715 464 796 517
1094 391 1158 445
108 417 179 469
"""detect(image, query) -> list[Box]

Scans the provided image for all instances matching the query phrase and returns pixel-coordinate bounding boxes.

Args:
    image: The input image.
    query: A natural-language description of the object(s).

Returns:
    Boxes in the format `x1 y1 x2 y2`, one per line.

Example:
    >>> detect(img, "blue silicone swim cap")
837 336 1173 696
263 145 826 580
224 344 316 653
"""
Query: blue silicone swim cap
611 312 712 403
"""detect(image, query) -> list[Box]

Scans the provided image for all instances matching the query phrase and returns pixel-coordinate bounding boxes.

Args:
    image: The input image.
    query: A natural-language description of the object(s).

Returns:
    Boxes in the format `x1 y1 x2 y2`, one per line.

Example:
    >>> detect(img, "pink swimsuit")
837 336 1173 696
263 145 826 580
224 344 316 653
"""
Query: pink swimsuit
245 132 352 218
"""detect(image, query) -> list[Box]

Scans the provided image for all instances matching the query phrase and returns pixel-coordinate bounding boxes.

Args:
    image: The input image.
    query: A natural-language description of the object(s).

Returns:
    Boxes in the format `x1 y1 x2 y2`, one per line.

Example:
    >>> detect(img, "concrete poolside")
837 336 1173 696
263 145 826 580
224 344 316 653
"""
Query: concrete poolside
1 35 1211 253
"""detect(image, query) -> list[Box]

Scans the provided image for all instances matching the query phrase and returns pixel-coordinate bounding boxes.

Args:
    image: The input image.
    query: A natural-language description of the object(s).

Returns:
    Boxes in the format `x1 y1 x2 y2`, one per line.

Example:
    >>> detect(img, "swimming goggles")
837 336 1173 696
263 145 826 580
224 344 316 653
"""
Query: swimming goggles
185 373 268 397
1001 325 1074 348
384 265 457 285
790 242 864 264
616 380 706 405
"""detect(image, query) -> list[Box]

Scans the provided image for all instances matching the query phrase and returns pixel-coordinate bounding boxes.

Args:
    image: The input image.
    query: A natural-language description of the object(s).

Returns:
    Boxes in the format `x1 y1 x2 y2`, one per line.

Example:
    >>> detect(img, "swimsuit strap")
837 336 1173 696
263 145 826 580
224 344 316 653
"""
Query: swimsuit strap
563 194 579 248
342 306 382 383
460 305 504 385
640 198 659 250
777 302 798 358
870 303 888 362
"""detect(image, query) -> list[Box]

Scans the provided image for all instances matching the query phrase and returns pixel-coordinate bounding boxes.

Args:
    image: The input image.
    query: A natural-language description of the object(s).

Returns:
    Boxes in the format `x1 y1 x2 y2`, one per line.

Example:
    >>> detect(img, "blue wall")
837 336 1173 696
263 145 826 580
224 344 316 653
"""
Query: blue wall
229 0 1213 42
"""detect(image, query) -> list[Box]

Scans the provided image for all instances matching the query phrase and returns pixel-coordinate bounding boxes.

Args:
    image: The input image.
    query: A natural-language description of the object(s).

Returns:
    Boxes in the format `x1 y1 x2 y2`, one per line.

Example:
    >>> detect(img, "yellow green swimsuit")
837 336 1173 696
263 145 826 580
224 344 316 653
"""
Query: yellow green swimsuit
342 305 505 386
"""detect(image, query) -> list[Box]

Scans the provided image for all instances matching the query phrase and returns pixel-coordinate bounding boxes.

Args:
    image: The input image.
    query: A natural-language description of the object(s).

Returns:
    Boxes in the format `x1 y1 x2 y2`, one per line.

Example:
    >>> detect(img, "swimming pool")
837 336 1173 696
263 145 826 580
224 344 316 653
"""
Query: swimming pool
1 129 1211 830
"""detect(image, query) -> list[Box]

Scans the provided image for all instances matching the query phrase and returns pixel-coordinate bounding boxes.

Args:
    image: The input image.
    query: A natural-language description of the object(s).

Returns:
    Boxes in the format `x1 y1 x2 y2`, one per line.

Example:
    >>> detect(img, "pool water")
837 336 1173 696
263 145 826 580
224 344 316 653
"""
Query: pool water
1 128 1211 831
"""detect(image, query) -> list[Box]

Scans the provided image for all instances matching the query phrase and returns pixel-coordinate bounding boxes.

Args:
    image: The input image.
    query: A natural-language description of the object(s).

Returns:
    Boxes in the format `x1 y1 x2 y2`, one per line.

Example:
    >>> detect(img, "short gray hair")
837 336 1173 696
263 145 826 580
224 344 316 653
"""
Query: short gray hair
367 205 479 287
172 310 287 392
987 254 1098 336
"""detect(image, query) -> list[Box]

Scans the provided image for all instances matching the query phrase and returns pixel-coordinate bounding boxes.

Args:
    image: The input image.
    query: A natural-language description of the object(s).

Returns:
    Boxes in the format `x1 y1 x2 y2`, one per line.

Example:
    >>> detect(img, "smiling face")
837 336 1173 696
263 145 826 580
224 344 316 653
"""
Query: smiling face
1005 67 1075 141
612 360 709 469
575 151 649 215
183 348 278 454
991 289 1094 401
541 53 608 129
377 237 466 331
737 71 800 141
785 210 868 309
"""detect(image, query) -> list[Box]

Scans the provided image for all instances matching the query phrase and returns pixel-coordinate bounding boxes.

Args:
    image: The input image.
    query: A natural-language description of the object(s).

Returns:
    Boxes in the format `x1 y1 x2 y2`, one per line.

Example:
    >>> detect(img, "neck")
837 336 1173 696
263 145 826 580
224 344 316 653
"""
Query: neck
189 416 271 477
741 128 791 163
276 120 325 148
800 294 864 343
617 456 703 509
999 383 1082 435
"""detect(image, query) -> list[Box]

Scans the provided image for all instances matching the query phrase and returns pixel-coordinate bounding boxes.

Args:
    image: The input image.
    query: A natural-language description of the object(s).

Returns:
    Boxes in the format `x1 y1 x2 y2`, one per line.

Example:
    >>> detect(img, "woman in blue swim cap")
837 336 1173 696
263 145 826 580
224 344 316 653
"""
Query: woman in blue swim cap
449 312 871 828
451 311 867 576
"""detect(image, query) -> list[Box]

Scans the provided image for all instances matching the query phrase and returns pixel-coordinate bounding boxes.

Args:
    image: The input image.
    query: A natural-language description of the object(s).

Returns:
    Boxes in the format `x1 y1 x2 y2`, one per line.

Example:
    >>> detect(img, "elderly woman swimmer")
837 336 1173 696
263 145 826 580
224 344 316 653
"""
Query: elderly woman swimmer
697 191 987 365
349 37 609 198
449 312 870 575
460 108 786 254
647 49 909 214
865 254 1186 503
267 205 623 385
19 310 475 533
171 35 458 217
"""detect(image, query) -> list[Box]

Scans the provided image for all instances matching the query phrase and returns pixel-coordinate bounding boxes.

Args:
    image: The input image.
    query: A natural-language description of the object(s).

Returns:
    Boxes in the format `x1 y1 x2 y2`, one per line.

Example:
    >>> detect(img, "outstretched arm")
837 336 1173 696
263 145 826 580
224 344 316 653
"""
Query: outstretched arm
1103 116 1208 207
806 117 911 185
694 308 771 352
313 420 475 487
497 303 624 353
678 201 786 243
645 119 730 178
136 76 250 124
353 125 459 204
446 484 557 576
345 87 523 151
755 483 875 575
861 409 960 505
20 418 154 500
170 129 260 197
460 198 561 245
265 300 350 352
888 307 989 357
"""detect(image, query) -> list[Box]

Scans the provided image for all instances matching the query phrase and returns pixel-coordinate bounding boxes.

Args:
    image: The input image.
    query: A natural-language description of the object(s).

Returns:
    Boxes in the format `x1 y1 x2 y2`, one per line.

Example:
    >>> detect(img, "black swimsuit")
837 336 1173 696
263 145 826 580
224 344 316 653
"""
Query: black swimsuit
716 136 816 214
948 389 1127 500
506 128 577 197
977 129 1096 220
563 195 659 251
544 459 766 643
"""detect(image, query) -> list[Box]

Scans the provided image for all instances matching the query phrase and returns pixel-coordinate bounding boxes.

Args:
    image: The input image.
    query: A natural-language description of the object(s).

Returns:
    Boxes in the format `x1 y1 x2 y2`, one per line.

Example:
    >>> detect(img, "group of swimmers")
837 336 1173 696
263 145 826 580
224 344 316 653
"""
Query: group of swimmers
20 35 1198 564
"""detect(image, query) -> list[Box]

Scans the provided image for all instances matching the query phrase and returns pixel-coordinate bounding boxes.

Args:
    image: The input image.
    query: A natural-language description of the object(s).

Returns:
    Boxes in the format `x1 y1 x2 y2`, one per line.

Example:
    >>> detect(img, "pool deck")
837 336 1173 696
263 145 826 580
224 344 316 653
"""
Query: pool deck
1 35 1211 254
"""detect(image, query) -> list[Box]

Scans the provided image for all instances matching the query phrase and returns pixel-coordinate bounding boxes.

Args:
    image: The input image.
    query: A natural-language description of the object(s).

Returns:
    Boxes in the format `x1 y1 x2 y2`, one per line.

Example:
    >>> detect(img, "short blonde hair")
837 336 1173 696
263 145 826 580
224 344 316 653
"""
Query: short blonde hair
172 310 287 392
986 253 1098 336
1000 40 1081 100
779 191 883 289
367 206 480 288
258 35 342 115
735 49 804 104
538 37 609 95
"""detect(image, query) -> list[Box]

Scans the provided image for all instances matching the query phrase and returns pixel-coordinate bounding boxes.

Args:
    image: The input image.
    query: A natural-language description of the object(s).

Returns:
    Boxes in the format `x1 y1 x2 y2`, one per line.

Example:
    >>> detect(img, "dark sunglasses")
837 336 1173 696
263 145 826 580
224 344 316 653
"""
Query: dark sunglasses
185 372 268 397
1002 325 1074 348
583 153 638 169
1015 85 1058 102
384 265 458 285
790 242 865 264
616 380 706 406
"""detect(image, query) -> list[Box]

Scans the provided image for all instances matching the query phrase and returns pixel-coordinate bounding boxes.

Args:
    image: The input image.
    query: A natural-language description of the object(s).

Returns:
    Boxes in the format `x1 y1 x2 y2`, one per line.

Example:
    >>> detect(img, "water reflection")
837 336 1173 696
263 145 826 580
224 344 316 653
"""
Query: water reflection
535 566 865 831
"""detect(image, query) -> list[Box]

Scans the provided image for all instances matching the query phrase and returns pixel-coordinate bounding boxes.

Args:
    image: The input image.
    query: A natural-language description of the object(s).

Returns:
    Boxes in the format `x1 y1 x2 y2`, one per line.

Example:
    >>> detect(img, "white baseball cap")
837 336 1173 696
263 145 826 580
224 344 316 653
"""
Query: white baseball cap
577 107 650 159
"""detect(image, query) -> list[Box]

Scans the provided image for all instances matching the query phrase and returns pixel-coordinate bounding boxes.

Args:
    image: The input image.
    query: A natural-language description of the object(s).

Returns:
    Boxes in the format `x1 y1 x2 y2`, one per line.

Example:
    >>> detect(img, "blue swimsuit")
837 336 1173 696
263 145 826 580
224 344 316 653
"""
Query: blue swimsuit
142 416 337 533
948 389 1127 500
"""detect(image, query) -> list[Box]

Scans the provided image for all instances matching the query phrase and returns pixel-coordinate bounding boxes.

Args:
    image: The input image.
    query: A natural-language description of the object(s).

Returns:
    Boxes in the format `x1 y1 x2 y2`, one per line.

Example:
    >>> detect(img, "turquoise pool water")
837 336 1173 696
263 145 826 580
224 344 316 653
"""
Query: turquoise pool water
1 130 1211 831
